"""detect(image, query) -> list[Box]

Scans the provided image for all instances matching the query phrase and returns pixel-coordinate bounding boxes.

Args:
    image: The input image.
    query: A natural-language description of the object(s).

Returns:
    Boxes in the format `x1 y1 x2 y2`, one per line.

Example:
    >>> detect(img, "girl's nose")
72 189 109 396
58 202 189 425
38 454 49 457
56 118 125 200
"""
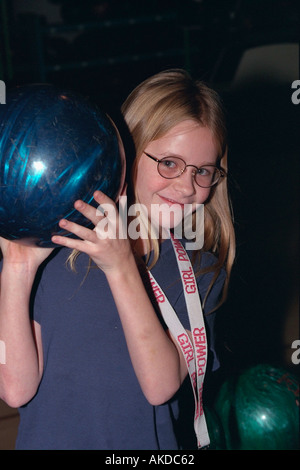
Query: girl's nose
172 167 196 196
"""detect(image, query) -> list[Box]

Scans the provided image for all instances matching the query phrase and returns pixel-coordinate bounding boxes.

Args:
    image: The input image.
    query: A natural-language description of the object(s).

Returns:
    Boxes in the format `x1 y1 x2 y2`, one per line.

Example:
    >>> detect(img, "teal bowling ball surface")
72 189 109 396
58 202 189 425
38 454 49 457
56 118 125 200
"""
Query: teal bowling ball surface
0 84 125 247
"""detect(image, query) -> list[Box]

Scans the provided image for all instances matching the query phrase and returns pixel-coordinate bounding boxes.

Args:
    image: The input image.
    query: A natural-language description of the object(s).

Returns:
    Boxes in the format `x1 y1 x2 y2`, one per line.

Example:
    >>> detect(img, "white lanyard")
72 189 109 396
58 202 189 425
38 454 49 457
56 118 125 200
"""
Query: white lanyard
148 233 210 449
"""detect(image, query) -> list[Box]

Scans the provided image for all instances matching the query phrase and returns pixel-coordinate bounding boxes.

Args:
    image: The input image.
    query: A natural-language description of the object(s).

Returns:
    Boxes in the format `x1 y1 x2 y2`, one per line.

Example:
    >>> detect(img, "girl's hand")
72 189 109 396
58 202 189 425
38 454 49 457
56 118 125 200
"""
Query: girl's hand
0 237 53 271
51 190 132 273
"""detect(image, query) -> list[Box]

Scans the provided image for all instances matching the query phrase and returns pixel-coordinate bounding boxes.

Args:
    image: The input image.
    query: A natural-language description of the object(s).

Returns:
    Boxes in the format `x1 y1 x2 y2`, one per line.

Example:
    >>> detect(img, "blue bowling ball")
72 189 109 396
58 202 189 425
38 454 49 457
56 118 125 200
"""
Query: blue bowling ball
0 84 125 247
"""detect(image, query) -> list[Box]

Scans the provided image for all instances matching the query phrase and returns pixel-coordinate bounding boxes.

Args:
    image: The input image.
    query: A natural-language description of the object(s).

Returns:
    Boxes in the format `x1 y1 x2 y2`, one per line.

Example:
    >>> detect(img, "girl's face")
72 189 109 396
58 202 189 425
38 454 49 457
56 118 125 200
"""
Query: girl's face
135 120 218 232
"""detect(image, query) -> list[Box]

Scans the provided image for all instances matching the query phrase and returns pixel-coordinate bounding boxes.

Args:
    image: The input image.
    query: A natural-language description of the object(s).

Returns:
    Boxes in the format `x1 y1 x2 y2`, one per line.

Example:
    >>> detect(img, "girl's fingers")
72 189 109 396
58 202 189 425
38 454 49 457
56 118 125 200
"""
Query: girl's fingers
58 218 96 242
51 233 80 249
51 191 119 248
73 191 116 225
72 200 102 227
51 223 96 252
51 233 98 259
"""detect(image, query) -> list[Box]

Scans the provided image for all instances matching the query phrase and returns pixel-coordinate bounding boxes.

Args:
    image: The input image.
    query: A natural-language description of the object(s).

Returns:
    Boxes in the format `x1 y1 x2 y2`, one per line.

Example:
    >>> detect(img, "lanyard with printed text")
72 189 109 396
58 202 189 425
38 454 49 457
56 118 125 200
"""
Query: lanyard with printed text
148 233 210 449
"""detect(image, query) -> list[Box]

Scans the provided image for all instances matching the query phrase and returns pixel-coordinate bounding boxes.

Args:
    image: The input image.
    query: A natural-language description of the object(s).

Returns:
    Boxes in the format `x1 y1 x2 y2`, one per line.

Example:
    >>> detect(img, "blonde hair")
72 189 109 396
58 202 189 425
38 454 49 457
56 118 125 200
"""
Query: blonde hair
121 69 235 308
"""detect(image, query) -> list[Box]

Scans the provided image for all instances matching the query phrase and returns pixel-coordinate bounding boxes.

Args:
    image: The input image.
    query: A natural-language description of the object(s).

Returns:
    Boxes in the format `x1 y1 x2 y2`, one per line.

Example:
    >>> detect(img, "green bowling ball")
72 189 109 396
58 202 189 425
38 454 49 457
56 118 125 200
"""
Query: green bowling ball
214 364 299 450
205 406 226 450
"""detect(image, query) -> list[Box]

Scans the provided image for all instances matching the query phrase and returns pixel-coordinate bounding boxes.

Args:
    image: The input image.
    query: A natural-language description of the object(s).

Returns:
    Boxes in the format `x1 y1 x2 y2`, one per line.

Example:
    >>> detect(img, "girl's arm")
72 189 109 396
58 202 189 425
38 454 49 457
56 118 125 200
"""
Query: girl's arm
52 191 188 405
0 240 52 407
105 256 188 405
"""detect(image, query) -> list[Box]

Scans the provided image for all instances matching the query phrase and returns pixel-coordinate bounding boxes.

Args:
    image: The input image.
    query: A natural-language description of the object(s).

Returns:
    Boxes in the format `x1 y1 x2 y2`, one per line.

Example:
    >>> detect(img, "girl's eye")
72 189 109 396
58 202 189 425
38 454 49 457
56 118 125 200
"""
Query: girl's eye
197 167 211 176
161 159 178 169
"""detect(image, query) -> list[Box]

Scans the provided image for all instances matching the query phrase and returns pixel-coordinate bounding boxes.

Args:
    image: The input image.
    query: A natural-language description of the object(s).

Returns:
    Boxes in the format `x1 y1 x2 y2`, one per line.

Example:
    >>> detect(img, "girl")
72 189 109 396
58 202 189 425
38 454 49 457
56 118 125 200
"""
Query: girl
0 69 235 449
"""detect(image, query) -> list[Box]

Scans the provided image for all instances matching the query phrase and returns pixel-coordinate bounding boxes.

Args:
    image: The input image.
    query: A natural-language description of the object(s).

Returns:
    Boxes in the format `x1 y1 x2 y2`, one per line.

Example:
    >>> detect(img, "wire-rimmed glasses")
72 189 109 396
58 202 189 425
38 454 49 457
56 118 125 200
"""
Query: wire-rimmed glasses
144 152 226 188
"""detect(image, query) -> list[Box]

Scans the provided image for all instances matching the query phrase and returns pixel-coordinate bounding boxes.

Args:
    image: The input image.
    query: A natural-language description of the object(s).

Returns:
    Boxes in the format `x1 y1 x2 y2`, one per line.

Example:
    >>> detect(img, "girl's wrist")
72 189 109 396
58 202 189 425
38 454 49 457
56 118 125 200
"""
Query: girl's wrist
1 259 39 286
104 251 138 283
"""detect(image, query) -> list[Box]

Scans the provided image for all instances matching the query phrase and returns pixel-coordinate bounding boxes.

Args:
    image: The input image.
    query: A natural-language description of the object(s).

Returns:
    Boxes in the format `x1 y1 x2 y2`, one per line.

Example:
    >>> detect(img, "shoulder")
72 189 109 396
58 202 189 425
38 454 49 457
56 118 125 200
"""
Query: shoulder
184 242 227 314
196 254 226 315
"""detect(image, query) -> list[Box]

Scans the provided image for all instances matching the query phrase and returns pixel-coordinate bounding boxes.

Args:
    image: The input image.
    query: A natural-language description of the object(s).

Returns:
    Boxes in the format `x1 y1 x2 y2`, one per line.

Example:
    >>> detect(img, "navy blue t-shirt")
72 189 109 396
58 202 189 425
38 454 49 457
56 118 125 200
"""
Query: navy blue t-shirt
14 239 225 450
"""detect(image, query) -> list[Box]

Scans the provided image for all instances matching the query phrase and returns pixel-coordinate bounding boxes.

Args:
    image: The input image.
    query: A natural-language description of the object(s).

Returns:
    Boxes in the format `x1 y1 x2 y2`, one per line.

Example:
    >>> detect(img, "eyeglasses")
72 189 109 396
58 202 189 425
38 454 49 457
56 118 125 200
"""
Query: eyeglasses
144 152 226 188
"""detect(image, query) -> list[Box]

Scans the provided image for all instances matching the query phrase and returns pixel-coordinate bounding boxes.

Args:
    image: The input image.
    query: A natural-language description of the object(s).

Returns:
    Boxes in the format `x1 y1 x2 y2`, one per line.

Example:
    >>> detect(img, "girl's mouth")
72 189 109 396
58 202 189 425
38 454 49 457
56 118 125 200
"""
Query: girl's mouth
158 195 185 209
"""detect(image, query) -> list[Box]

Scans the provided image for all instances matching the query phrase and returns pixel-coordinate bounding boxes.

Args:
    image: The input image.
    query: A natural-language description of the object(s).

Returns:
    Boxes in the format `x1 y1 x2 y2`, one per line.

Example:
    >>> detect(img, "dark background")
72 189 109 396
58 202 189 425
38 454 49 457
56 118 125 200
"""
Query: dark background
0 0 299 375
